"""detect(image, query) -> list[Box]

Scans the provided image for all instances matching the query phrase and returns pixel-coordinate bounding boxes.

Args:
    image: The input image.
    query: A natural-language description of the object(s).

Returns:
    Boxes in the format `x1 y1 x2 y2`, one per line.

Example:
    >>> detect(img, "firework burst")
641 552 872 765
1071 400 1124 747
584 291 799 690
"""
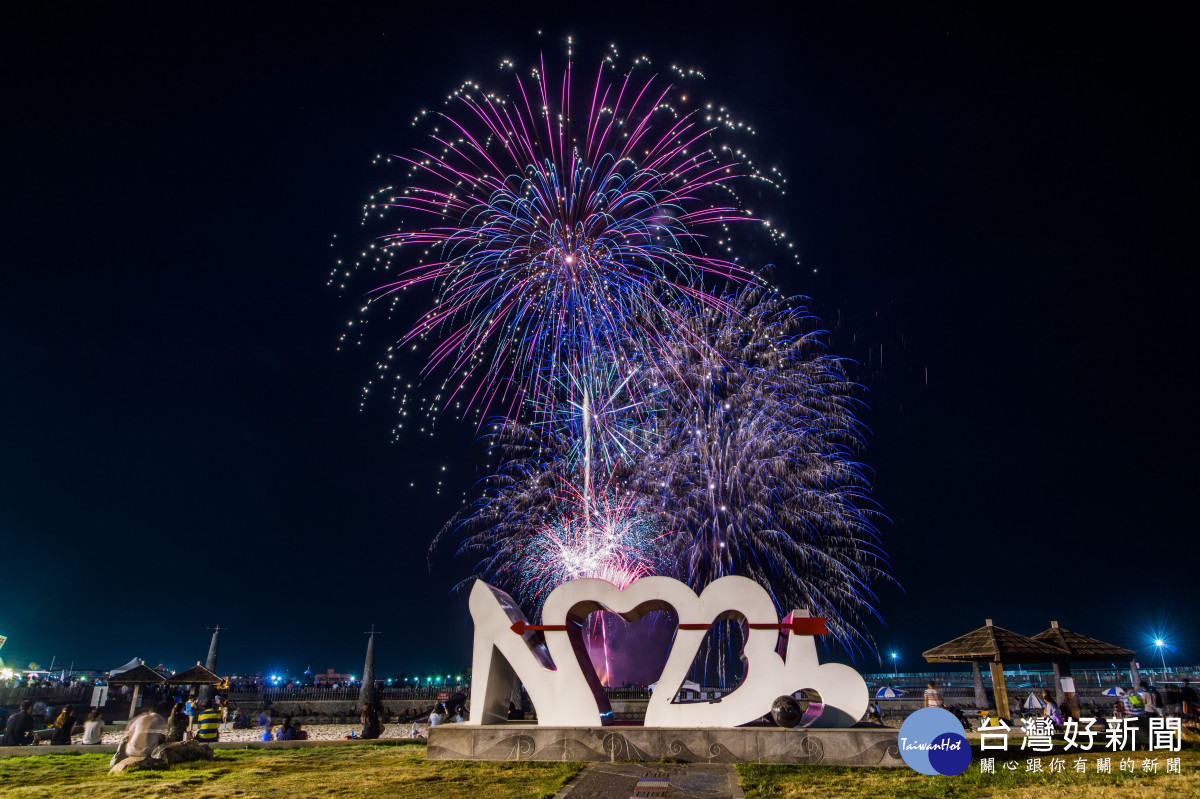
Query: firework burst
338 45 792 429
341 42 889 664
634 287 890 655
517 483 667 605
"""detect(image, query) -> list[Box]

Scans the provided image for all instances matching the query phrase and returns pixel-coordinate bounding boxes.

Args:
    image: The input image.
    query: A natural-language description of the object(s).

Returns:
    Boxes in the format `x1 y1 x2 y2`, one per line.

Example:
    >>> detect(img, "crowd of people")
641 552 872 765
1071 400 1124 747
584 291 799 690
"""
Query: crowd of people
2 701 106 746
913 677 1200 730
0 673 92 690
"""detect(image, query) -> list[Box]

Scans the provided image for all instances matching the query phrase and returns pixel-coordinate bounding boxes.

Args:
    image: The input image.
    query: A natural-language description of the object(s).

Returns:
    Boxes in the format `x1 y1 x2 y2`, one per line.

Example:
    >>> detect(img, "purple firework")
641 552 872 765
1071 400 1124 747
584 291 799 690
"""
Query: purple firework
349 47 788 425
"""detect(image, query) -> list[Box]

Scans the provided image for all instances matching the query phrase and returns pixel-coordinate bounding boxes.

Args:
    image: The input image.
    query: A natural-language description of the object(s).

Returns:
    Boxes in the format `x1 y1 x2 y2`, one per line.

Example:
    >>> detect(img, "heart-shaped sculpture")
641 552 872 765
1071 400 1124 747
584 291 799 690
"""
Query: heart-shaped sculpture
466 575 867 728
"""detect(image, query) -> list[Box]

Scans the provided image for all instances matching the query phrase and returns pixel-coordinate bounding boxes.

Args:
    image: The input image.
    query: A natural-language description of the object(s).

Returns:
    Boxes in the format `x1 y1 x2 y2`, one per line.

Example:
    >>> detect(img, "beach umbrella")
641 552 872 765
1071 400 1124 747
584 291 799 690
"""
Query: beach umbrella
1101 687 1126 696
876 687 905 698
1023 692 1046 710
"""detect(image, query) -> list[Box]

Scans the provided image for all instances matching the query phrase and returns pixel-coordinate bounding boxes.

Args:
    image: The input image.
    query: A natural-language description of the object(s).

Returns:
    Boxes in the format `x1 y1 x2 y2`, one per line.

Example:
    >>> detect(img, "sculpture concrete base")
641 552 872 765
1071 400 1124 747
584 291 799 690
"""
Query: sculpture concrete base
427 725 902 767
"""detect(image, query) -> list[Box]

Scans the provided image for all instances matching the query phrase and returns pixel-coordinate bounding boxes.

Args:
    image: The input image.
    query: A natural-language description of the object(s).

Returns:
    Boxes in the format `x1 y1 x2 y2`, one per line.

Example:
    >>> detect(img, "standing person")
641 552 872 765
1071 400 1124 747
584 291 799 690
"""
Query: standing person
923 681 944 708
1137 684 1156 716
1142 681 1161 710
182 695 196 740
360 703 381 740
50 705 76 745
1041 691 1062 726
257 709 272 742
1181 679 1199 722
2 700 37 746
193 700 222 743
219 700 232 734
80 709 105 745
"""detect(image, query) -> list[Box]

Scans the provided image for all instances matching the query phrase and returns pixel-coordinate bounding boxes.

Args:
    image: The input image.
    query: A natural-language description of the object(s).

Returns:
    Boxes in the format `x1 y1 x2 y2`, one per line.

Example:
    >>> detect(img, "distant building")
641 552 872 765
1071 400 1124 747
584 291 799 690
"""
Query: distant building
315 668 354 686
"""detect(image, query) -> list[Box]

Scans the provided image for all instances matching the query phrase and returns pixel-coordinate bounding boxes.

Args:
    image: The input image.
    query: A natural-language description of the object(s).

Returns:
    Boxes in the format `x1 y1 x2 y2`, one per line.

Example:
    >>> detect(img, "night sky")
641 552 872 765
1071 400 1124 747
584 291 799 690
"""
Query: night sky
2 4 1194 681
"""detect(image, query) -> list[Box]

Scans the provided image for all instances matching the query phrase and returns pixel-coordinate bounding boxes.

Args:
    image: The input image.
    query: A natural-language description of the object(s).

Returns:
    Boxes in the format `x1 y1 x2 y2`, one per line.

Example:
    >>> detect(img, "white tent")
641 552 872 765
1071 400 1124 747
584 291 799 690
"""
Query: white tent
108 657 143 678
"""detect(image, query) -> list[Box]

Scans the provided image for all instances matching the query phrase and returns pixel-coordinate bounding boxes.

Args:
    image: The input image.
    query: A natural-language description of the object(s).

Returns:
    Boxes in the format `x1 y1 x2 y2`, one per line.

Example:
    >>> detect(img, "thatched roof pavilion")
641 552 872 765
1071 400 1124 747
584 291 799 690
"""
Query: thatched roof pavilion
167 664 222 686
922 619 1069 721
106 664 167 685
1030 621 1133 660
1029 620 1137 713
923 620 1070 664
923 620 1139 720
107 662 167 720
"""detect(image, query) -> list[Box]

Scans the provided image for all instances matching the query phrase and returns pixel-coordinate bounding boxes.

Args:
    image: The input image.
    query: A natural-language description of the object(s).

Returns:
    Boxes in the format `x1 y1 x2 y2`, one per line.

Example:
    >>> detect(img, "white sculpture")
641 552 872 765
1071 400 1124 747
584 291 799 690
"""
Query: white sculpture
467 575 868 728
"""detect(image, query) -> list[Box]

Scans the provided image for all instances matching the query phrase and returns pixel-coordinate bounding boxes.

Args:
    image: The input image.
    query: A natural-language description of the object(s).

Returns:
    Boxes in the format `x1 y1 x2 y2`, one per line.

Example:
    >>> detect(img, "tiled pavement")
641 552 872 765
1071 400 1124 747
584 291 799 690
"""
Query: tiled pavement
553 762 744 799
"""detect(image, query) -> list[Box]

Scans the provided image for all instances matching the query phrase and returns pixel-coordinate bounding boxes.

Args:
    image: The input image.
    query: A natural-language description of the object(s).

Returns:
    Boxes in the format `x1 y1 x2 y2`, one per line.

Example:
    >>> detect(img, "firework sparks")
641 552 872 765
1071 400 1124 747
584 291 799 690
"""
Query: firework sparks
338 45 793 431
341 42 889 664
635 287 891 656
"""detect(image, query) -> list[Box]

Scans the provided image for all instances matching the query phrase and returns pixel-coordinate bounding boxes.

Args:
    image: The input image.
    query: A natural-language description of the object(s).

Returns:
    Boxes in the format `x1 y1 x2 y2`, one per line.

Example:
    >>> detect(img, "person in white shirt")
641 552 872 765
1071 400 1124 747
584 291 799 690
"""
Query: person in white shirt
80 708 105 744
124 703 169 758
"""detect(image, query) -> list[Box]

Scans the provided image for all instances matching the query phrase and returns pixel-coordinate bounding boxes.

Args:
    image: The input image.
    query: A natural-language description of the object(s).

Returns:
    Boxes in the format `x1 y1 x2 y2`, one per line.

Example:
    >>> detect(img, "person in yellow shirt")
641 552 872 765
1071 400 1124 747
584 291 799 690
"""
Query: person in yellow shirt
193 700 222 742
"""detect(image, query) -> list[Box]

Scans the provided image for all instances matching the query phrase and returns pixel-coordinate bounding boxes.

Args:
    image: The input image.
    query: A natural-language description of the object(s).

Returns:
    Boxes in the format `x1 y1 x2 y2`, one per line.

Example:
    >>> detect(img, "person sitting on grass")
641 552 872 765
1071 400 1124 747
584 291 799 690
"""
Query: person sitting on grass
111 702 170 768
80 708 105 745
50 705 76 745
166 702 188 742
193 699 223 743
2 700 37 746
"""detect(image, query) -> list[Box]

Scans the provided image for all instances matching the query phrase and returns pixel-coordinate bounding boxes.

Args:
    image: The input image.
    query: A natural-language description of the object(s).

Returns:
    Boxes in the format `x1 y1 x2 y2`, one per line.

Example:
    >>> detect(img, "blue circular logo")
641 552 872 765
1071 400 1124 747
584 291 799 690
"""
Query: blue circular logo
897 707 970 775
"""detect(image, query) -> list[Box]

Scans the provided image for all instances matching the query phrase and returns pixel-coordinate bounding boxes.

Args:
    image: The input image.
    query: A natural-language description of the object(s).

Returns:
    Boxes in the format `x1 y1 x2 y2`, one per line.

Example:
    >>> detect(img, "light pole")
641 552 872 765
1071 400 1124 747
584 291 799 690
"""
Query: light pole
1155 639 1167 676
890 651 898 676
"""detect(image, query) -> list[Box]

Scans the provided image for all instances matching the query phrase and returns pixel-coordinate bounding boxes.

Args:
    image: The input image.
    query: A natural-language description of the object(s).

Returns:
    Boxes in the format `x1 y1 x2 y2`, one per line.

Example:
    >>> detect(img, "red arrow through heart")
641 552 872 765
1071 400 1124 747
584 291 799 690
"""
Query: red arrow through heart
511 615 825 636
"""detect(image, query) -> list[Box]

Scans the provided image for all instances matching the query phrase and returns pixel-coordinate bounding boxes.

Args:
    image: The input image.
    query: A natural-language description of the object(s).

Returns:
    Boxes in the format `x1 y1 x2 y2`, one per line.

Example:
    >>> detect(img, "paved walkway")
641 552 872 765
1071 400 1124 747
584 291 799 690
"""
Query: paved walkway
554 763 744 799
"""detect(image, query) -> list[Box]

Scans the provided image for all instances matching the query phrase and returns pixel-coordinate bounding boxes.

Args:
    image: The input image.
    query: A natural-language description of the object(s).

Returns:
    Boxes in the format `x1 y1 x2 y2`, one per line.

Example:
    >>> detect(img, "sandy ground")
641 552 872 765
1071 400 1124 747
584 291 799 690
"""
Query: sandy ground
91 722 432 745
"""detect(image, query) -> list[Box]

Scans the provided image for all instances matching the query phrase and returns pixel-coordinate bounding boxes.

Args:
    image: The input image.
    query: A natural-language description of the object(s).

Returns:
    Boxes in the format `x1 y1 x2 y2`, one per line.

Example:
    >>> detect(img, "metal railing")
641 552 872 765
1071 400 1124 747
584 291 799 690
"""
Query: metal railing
225 686 462 703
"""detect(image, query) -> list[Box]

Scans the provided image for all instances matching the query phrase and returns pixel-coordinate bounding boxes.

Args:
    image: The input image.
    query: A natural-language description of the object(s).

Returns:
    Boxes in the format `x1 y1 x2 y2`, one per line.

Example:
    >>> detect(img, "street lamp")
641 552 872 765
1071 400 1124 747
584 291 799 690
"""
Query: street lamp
890 651 898 676
1155 639 1167 675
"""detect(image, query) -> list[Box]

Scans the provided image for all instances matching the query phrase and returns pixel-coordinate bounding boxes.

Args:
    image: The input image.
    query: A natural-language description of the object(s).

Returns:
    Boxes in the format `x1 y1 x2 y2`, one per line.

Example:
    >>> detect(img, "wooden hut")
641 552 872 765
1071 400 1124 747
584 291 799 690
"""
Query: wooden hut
107 663 167 719
1031 620 1135 718
922 619 1069 720
167 664 222 686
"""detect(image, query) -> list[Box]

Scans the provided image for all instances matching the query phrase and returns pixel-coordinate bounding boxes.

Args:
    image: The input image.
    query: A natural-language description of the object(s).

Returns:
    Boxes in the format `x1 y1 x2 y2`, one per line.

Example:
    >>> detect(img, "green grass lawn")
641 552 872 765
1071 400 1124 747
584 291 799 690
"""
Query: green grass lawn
3 742 1197 798
0 744 583 799
738 749 1200 798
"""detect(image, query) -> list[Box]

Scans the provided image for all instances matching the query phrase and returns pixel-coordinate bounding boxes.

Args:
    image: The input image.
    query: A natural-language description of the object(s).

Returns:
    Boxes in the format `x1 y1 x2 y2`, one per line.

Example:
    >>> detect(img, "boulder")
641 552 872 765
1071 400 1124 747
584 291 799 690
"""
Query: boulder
161 740 214 765
109 756 165 774
109 741 212 774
